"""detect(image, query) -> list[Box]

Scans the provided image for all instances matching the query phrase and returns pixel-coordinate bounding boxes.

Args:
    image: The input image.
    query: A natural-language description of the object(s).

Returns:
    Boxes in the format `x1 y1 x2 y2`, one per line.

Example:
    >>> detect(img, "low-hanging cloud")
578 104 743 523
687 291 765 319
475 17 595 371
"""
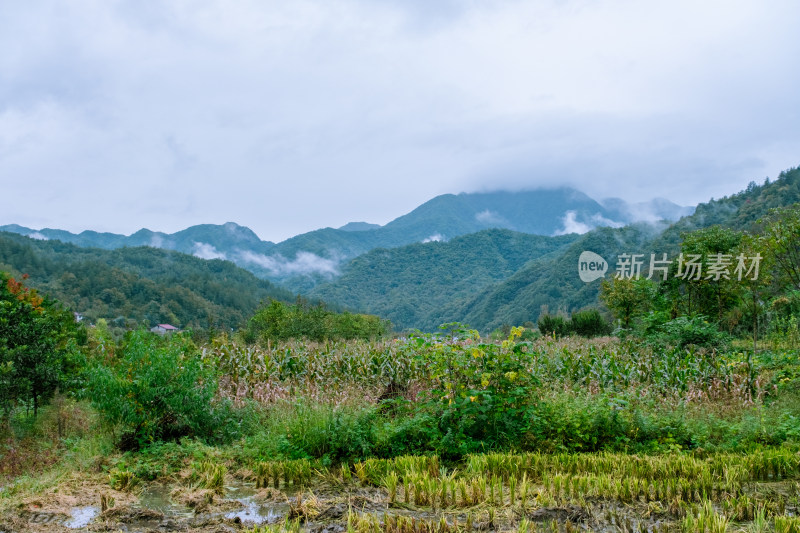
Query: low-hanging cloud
238 250 339 277
590 213 624 228
474 209 505 226
192 242 227 260
422 233 444 243
554 211 592 236
149 234 165 248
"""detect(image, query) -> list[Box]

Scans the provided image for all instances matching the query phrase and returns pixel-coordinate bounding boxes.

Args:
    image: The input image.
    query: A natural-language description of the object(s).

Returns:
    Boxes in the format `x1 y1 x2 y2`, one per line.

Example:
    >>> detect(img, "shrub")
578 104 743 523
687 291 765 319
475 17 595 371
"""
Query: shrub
526 394 634 452
246 401 380 464
658 315 730 349
569 309 612 337
420 327 539 459
88 330 226 450
245 299 390 343
537 314 569 338
279 404 378 464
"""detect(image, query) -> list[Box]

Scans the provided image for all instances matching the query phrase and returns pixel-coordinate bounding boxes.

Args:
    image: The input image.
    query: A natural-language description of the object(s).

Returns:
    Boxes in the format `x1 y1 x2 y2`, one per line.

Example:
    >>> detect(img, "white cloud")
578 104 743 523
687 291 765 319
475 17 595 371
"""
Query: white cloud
238 250 339 276
192 242 226 260
422 233 444 243
0 1 798 240
28 232 48 240
554 211 592 236
590 213 624 229
149 234 164 248
475 209 504 225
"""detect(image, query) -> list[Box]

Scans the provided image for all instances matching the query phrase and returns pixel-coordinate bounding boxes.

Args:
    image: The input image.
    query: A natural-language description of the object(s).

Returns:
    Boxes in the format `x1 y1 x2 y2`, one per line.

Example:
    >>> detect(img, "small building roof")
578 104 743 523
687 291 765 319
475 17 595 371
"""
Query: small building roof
156 324 178 330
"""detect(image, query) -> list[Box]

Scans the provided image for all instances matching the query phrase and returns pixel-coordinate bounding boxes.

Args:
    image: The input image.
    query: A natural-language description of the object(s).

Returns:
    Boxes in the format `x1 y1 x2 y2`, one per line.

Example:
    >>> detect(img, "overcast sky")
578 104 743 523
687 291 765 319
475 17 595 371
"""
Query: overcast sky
1 1 799 242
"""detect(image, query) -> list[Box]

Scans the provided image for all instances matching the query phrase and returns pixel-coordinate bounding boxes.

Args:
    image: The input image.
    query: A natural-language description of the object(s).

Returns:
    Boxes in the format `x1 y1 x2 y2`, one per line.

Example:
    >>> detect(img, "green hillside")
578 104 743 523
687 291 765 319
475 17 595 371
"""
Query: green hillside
1 188 691 294
453 224 663 332
0 232 294 331
456 166 800 332
310 229 579 330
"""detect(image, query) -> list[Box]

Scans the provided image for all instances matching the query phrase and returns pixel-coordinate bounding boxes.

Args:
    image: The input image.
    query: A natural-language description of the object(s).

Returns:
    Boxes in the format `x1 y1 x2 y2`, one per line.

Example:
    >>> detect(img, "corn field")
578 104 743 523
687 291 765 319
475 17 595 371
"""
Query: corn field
205 335 780 406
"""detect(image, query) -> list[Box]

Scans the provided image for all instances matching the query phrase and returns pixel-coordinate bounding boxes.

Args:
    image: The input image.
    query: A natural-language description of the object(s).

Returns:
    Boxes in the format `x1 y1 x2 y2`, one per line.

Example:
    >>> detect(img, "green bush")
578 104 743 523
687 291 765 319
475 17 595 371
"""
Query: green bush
374 408 438 458
244 299 390 343
280 405 378 464
526 394 634 452
537 314 570 338
658 315 730 349
245 401 380 464
420 328 539 459
88 330 227 450
569 309 612 337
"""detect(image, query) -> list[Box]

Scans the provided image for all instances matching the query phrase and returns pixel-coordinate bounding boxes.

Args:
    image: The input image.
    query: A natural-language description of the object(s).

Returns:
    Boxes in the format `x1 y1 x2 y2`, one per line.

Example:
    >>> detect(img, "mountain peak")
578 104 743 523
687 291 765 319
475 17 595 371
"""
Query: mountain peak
338 221 382 232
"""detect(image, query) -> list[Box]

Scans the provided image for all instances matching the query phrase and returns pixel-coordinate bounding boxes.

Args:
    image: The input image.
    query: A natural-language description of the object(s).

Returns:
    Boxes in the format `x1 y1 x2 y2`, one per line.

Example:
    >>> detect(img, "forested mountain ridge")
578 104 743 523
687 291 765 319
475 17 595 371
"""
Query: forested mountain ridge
11 170 795 334
304 167 800 333
453 224 666 332
452 167 800 332
309 229 580 330
0 232 294 331
1 187 692 293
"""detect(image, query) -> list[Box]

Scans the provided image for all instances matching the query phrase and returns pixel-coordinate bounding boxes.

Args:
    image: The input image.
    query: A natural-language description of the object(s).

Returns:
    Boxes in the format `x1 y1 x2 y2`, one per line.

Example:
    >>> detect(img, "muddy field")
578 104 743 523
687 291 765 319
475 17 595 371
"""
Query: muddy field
2 452 799 533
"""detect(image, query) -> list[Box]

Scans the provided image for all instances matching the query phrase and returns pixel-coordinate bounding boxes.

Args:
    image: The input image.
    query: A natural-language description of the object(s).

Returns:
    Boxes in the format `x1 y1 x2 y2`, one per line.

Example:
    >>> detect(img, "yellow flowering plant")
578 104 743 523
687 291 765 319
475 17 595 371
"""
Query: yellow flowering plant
418 324 539 458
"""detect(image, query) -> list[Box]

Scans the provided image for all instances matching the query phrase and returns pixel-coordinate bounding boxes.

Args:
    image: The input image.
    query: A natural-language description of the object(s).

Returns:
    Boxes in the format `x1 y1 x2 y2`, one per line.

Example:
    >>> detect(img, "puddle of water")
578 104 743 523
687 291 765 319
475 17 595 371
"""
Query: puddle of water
225 482 258 498
131 479 288 525
225 500 283 525
63 505 99 529
137 484 192 518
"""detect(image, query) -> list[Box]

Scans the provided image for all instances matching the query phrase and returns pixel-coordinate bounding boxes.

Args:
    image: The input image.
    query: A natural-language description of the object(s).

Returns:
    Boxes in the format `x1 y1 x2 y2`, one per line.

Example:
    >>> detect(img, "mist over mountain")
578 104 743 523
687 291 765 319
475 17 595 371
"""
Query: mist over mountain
1 187 693 293
3 168 799 333
0 231 294 330
305 168 799 332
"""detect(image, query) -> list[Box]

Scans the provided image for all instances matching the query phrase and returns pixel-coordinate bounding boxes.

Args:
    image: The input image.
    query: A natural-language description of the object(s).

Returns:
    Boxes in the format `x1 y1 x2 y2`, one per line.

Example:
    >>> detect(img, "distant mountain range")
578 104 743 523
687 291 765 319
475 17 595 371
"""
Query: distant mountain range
310 169 799 331
1 187 693 293
4 170 800 332
0 231 294 331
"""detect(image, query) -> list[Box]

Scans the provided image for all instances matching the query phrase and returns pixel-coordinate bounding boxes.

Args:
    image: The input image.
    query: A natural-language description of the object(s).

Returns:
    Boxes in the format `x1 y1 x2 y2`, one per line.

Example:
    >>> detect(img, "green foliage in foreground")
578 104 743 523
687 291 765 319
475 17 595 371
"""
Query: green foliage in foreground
1 272 84 421
5 283 800 471
212 329 800 464
87 330 239 450
244 299 390 343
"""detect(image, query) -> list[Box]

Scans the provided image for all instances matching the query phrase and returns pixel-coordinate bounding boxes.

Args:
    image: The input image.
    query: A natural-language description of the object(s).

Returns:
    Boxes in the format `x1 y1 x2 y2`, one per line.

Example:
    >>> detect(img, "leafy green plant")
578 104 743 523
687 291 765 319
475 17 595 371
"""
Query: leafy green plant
108 467 137 491
266 401 379 464
88 330 226 450
537 314 569 338
658 315 730 349
569 309 612 337
420 327 540 458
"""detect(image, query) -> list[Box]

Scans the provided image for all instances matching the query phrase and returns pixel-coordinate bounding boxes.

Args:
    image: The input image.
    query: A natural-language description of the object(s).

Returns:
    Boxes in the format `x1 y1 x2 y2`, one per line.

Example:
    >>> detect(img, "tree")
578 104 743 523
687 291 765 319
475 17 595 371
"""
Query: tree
735 233 772 354
599 277 652 330
760 204 800 291
244 299 390 343
676 226 743 322
0 272 81 422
